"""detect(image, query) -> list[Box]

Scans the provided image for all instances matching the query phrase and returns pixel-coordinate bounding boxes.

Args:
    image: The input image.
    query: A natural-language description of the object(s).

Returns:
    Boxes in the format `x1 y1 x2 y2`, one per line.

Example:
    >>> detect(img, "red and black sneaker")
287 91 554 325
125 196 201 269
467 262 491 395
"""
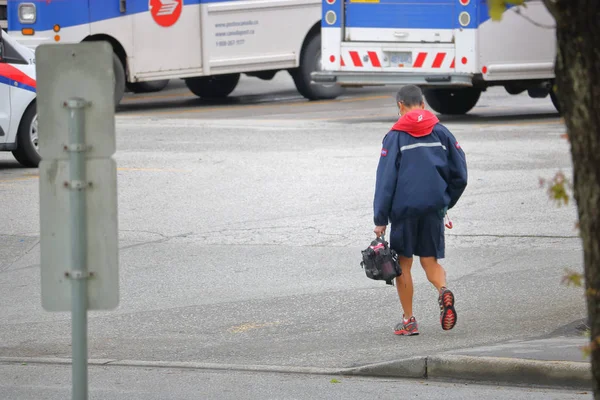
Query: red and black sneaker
394 316 419 336
438 287 457 331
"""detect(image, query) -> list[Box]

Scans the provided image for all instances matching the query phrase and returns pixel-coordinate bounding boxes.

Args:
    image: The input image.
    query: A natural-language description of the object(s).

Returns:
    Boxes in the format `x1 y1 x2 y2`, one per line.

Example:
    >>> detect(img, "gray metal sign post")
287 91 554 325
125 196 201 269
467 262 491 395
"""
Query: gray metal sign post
36 42 119 400
67 98 91 399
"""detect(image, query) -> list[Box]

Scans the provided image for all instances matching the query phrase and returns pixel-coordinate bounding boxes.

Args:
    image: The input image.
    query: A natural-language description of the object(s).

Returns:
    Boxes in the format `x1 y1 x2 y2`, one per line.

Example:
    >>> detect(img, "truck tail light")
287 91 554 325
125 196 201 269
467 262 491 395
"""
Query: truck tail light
325 11 337 25
459 12 470 27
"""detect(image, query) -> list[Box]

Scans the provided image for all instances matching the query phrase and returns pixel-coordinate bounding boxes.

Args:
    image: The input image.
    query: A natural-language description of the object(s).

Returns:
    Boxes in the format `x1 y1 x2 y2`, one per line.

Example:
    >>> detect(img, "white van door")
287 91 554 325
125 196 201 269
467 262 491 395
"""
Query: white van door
131 0 203 79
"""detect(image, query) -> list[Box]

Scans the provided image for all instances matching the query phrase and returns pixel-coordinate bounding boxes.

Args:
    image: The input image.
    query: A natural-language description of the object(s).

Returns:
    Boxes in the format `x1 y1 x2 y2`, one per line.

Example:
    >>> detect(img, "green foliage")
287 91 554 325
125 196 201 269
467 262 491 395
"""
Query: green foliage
541 172 581 287
581 336 599 359
488 0 526 21
562 268 584 287
540 172 589 357
330 379 341 384
539 171 572 207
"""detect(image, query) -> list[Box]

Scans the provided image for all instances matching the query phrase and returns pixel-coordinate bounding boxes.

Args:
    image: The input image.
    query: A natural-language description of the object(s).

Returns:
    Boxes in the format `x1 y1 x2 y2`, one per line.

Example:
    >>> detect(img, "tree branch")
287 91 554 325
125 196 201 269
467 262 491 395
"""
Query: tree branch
514 6 556 29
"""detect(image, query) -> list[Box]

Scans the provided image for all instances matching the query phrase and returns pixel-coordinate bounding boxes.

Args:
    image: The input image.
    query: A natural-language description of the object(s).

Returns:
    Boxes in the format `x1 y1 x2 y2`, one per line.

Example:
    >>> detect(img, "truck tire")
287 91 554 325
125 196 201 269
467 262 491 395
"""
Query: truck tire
113 52 126 105
12 103 40 168
127 79 170 93
291 33 344 101
184 74 240 98
423 88 482 115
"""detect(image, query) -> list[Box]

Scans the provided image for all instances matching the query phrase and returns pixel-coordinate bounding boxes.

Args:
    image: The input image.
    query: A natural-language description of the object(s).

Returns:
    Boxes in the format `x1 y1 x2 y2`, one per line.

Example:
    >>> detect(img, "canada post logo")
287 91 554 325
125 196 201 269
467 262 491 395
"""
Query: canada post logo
149 0 182 27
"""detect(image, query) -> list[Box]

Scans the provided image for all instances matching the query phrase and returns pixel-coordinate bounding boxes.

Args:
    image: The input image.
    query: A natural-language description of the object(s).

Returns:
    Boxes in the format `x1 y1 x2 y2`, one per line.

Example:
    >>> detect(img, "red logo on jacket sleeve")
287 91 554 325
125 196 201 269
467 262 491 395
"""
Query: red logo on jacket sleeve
381 148 388 157
455 141 461 149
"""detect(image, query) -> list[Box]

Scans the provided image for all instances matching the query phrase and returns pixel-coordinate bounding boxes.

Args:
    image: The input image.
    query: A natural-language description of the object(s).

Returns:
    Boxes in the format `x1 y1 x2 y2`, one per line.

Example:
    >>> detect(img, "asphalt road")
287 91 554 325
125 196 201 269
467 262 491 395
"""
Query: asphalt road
0 75 584 372
0 363 590 400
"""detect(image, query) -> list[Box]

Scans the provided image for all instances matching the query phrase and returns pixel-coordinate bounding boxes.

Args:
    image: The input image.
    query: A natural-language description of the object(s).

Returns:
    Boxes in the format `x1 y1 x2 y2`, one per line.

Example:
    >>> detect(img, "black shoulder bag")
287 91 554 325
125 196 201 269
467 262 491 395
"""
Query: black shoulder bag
360 235 402 286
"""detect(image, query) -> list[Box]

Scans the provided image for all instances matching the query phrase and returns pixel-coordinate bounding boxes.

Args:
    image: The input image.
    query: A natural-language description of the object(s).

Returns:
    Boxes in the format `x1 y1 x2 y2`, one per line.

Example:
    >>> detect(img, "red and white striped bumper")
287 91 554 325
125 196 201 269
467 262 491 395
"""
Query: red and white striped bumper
338 47 457 71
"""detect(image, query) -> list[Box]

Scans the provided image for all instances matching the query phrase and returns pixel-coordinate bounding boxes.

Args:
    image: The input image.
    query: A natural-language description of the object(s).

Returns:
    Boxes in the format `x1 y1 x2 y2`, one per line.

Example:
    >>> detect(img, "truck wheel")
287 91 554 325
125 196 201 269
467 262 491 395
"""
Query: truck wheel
113 52 126 105
12 103 40 168
127 79 170 93
291 33 344 101
184 74 240 98
423 88 482 115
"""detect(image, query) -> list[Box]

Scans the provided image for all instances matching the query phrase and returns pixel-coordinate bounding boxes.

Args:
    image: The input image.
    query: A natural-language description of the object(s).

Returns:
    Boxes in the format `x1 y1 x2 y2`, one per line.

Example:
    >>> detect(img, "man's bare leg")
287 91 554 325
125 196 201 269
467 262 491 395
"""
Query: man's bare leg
395 256 414 317
419 257 447 292
420 256 457 330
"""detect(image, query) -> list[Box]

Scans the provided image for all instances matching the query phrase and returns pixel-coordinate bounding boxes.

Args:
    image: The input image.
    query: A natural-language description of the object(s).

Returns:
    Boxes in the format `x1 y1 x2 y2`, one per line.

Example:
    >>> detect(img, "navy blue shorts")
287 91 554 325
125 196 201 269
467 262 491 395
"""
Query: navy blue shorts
389 212 445 259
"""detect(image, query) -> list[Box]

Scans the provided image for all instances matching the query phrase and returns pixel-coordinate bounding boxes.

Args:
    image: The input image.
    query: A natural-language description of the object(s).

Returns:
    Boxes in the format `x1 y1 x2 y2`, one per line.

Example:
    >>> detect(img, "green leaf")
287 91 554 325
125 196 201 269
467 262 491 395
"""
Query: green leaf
582 344 592 358
488 0 526 21
330 379 341 384
488 0 506 20
561 269 583 287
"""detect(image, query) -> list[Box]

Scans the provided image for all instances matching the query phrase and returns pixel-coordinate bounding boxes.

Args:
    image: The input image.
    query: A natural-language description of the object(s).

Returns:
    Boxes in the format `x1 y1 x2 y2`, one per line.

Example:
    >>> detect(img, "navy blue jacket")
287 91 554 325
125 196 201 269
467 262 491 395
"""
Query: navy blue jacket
373 109 468 226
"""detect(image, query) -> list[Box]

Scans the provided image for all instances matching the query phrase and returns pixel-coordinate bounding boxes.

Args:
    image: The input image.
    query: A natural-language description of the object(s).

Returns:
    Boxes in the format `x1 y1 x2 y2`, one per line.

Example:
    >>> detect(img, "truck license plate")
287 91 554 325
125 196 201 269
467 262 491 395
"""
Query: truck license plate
387 52 413 67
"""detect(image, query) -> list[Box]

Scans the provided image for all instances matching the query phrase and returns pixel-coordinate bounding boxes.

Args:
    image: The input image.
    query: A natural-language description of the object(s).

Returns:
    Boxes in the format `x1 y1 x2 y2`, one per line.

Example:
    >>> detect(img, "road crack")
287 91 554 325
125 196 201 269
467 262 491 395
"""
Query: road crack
0 238 40 273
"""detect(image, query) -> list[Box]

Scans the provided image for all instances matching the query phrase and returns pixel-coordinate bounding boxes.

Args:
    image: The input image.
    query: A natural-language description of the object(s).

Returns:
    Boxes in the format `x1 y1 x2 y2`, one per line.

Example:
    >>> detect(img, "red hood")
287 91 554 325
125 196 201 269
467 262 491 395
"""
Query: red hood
391 109 439 137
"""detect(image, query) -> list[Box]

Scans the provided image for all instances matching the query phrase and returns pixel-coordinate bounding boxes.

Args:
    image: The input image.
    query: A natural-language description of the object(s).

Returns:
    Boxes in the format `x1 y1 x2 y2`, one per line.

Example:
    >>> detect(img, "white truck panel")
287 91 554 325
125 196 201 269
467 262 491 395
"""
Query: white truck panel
322 26 342 71
344 28 454 44
9 24 91 49
478 1 556 81
204 0 319 75
89 16 135 76
453 28 477 74
132 4 203 78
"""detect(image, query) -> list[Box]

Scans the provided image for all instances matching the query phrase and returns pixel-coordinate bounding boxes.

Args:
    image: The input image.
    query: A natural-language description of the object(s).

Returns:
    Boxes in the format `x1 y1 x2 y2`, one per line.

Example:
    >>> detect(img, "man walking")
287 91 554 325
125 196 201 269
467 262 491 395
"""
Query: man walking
373 85 468 335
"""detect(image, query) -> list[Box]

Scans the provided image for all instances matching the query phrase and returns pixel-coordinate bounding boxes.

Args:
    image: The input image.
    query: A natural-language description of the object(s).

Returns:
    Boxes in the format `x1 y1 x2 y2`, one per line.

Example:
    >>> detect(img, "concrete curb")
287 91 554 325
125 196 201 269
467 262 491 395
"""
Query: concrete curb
342 355 591 389
427 355 592 389
0 355 592 389
342 356 427 379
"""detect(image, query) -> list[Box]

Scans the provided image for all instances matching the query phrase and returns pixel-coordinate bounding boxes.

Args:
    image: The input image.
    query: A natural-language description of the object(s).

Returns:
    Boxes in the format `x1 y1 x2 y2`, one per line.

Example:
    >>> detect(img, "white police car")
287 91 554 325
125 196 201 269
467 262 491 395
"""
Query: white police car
0 29 39 167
